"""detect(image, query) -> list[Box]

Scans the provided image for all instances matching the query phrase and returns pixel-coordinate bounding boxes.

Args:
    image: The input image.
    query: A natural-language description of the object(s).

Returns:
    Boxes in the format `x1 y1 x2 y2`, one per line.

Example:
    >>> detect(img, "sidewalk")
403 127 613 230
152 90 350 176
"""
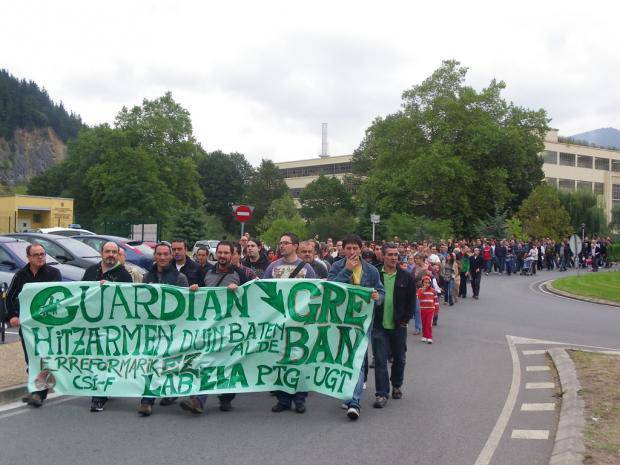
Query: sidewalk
0 341 27 403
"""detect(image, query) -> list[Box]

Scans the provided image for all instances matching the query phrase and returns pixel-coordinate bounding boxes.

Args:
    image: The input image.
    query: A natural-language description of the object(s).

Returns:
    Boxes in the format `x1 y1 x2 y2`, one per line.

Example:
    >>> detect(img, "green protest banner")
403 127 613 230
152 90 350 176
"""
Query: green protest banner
19 279 373 400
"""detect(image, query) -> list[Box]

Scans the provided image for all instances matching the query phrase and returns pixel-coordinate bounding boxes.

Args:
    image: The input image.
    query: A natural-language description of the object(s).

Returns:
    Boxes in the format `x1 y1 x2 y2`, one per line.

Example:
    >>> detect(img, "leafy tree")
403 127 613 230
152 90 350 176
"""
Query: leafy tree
516 184 572 239
611 204 620 230
245 159 288 232
352 60 548 235
299 175 354 220
306 209 358 241
196 150 254 232
258 194 307 246
385 213 453 242
169 208 210 246
505 217 527 241
558 188 608 235
475 209 509 238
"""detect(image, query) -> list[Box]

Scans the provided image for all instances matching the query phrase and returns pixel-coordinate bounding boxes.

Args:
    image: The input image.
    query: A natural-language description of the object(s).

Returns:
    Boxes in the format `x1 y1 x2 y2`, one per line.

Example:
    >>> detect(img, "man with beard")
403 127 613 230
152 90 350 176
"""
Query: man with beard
172 239 206 286
180 241 252 415
82 241 133 413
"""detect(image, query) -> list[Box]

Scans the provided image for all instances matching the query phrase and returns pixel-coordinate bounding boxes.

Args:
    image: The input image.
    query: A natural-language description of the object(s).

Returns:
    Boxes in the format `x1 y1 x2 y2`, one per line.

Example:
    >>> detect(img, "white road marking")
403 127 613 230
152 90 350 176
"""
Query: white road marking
533 279 620 308
509 335 620 352
473 335 521 465
525 365 550 372
522 350 546 355
521 403 555 411
526 382 555 389
511 429 549 440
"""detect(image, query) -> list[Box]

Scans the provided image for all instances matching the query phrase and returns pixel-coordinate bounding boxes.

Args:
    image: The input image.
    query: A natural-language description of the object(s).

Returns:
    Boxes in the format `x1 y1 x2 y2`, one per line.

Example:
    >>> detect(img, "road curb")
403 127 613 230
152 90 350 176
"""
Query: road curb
547 349 585 465
0 384 27 405
544 280 620 307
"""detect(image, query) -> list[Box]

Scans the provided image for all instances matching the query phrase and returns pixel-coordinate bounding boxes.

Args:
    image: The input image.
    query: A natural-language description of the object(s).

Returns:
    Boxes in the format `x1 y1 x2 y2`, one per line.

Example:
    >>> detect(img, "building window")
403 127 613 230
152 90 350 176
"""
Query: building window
612 160 620 173
545 177 558 187
542 151 557 164
290 188 302 198
576 181 592 191
320 164 335 175
613 184 620 205
335 162 352 173
577 155 593 169
595 157 610 170
594 183 604 195
559 152 576 166
33 213 42 223
558 179 575 191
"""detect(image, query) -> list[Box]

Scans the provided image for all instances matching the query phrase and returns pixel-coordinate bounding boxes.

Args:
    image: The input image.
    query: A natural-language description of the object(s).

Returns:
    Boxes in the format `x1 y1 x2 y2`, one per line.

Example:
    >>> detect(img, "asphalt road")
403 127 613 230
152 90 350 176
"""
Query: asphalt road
0 268 618 465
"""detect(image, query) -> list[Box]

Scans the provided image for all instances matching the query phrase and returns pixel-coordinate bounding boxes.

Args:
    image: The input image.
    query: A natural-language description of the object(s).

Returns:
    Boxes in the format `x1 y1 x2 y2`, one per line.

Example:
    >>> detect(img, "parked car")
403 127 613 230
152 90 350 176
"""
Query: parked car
36 227 96 236
4 233 100 269
0 236 86 282
72 235 154 269
192 240 220 261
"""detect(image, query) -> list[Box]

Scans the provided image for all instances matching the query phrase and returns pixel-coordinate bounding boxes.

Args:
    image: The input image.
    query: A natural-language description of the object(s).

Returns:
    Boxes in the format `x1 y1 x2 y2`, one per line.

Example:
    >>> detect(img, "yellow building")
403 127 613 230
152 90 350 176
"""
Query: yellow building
0 195 74 233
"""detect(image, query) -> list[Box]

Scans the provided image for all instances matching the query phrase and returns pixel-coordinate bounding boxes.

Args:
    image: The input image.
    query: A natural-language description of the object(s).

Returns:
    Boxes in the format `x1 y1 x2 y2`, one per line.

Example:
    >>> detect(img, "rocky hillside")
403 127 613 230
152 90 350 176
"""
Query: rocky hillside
0 127 67 186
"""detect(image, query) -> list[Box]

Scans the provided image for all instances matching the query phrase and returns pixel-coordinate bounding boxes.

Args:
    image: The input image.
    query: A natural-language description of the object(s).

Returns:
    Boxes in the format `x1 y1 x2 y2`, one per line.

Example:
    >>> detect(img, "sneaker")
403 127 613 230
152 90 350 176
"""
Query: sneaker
219 399 232 412
392 388 402 399
363 382 367 390
427 339 433 344
421 337 428 342
294 402 306 414
347 406 360 420
159 397 177 406
137 403 152 417
373 396 388 408
340 402 349 410
90 399 105 412
180 397 204 414
271 403 289 412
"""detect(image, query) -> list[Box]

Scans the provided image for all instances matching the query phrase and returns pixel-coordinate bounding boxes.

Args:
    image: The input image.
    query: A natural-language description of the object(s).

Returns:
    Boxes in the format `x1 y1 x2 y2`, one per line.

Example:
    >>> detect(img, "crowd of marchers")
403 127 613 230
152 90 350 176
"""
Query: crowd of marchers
4 231 613 422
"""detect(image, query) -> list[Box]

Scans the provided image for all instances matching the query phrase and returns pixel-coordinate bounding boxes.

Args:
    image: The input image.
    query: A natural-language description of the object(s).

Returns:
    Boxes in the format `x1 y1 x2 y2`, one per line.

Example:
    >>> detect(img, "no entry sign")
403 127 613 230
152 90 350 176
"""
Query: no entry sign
233 204 253 222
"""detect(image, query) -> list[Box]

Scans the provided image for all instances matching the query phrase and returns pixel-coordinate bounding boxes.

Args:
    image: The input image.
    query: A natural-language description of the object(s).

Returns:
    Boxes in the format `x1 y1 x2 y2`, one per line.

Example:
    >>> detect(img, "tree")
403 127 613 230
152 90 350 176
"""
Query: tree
475 209 509 238
516 184 572 239
306 209 358 241
611 204 620 231
196 150 254 232
169 208 210 246
299 175 354 220
245 159 288 232
257 194 307 247
352 60 549 235
558 188 608 235
385 213 453 242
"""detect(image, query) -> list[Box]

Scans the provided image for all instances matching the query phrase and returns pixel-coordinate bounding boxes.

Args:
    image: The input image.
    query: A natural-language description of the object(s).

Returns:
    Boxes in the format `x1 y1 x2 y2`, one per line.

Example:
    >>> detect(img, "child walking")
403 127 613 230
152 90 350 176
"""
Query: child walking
417 275 439 344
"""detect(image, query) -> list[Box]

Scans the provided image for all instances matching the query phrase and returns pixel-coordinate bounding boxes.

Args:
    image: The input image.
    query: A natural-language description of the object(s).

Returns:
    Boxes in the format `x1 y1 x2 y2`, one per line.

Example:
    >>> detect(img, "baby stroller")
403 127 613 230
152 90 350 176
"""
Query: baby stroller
521 258 535 276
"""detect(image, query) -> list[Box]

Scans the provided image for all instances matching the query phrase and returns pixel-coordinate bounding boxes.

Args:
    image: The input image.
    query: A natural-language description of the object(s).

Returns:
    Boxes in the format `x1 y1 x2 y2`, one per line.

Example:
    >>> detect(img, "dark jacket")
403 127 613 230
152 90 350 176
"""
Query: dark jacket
82 262 133 283
469 255 484 274
144 262 189 286
328 258 385 305
242 253 270 278
374 266 416 328
5 264 62 320
179 257 206 286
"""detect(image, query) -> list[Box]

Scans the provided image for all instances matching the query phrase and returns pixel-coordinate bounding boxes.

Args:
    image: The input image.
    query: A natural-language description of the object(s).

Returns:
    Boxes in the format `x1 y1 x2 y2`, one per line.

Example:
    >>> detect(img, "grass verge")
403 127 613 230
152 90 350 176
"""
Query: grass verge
570 350 620 465
552 271 620 303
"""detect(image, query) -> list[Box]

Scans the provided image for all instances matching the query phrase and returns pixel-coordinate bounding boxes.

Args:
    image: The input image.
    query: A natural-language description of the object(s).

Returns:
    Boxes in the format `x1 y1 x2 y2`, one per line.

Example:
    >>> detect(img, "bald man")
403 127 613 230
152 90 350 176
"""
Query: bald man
82 241 133 412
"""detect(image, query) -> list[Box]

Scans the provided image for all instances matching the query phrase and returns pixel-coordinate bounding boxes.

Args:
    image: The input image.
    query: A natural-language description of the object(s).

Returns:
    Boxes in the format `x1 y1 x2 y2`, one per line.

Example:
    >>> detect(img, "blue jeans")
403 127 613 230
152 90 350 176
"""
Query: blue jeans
484 260 492 273
196 393 236 406
411 298 421 331
372 325 407 398
443 278 454 304
497 256 505 273
345 326 372 409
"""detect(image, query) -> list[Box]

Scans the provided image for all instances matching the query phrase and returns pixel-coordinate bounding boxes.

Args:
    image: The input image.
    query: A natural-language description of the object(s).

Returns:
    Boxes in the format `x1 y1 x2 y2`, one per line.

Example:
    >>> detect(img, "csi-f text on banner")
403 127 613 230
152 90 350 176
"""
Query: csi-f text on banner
19 280 373 400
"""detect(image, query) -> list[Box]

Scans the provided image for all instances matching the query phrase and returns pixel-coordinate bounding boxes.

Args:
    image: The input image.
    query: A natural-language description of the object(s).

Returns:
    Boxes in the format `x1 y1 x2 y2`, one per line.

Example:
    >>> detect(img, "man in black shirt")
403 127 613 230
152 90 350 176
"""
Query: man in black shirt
82 241 133 412
6 242 62 407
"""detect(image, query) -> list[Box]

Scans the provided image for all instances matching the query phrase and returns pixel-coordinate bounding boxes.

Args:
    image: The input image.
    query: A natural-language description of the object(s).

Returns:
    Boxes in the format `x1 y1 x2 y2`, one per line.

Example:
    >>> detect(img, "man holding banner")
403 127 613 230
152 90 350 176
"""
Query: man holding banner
328 234 384 421
263 232 316 414
6 242 62 407
82 241 133 413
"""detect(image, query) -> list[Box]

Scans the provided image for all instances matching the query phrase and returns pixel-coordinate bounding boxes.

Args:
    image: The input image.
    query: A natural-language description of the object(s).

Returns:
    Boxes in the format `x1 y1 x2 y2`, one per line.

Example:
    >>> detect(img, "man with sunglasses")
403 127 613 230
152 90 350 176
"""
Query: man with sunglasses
5 243 62 408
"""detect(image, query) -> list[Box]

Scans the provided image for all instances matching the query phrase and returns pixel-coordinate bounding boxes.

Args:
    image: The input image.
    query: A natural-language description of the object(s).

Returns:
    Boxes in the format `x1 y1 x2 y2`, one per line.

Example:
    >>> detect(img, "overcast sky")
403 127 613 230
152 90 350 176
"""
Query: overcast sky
2 1 617 165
